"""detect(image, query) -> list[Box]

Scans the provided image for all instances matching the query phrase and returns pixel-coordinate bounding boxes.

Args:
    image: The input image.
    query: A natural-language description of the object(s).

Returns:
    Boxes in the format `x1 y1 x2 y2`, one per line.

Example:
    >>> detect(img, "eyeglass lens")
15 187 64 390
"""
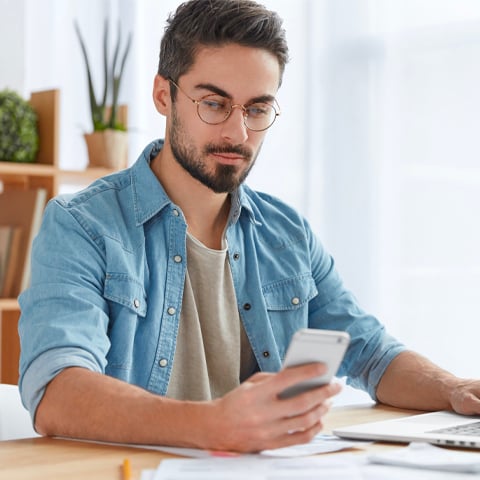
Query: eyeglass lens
197 95 278 131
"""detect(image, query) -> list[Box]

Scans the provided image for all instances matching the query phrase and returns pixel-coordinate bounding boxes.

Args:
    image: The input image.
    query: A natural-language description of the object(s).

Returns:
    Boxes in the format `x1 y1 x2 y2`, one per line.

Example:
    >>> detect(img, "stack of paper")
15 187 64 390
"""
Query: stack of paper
141 441 480 480
368 442 480 473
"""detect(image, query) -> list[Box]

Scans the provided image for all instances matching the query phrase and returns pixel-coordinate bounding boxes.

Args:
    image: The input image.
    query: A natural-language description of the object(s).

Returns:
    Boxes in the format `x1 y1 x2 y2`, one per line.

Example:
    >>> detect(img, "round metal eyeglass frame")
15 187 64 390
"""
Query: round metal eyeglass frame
168 78 281 132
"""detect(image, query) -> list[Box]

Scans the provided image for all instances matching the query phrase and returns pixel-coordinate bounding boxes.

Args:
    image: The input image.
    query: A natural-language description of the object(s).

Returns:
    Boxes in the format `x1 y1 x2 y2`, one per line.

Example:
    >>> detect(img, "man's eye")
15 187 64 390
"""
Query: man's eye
201 98 228 111
247 104 270 117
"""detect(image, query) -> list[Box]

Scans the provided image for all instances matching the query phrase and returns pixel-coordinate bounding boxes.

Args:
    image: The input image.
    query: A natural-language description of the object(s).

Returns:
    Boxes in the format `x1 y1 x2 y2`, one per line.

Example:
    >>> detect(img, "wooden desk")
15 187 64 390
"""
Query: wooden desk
0 404 421 480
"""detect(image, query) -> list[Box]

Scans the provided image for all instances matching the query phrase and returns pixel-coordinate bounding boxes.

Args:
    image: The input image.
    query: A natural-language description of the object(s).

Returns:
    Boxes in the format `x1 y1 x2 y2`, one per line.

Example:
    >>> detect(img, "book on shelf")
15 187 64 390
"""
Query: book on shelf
0 225 15 288
0 226 23 297
0 225 12 285
0 188 47 297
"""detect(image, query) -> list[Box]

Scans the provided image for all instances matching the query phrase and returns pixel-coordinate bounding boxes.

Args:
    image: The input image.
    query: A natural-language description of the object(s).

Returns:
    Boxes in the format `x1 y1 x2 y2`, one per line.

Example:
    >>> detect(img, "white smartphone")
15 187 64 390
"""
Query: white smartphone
279 328 350 399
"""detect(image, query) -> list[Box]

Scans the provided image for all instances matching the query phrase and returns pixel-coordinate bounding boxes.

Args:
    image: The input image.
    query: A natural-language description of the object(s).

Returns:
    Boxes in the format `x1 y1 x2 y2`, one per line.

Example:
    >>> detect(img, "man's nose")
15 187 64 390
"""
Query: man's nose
220 105 249 144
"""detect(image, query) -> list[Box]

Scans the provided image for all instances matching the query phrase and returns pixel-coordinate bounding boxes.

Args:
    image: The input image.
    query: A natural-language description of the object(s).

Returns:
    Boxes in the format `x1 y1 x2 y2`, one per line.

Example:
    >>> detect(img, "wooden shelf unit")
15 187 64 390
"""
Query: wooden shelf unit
0 89 116 384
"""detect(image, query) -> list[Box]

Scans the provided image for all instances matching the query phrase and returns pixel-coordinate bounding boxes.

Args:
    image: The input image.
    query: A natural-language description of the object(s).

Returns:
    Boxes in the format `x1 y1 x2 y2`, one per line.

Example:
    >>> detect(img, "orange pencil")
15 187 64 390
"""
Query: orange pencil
122 458 132 480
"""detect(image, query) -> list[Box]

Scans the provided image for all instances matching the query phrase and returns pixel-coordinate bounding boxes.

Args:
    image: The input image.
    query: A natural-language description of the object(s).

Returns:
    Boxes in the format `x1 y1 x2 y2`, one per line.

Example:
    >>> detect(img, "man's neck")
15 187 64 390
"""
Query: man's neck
151 149 231 250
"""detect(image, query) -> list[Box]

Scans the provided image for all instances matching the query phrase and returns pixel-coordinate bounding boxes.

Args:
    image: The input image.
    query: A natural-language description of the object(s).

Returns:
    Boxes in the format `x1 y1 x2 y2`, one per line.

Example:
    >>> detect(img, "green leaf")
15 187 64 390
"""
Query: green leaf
74 18 132 131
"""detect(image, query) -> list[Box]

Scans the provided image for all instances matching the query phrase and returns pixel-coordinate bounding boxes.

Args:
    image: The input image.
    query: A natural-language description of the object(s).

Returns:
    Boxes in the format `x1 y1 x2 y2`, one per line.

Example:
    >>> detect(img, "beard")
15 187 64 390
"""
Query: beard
169 107 260 193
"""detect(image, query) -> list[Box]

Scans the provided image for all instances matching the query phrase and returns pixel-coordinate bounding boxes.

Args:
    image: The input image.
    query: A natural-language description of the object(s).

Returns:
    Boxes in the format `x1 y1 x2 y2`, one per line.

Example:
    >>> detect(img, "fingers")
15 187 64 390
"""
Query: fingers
245 364 329 394
260 381 340 449
263 420 324 451
210 364 343 452
273 363 342 407
264 363 327 397
237 399 331 453
457 396 480 416
451 381 480 415
245 372 275 384
268 383 339 439
256 420 325 452
245 364 342 421
280 381 341 414
280 396 333 434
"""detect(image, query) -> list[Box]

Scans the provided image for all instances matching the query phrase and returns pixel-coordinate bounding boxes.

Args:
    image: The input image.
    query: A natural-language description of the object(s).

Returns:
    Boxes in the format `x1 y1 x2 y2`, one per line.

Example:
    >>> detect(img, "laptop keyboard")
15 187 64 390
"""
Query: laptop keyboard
430 421 480 436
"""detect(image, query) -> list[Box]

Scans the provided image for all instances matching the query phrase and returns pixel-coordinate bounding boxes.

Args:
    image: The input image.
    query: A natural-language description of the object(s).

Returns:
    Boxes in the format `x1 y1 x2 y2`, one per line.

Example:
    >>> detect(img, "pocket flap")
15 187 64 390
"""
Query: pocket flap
104 273 147 317
263 274 317 311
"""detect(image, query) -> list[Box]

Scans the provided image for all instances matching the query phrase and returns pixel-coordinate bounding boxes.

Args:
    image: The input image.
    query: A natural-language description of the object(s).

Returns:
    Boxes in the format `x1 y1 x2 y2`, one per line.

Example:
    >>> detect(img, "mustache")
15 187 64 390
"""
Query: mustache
204 144 252 160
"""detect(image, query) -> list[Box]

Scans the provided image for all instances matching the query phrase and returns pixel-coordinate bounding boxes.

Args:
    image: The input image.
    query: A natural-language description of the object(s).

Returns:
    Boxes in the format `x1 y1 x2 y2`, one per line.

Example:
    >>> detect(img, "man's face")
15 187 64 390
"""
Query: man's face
166 44 281 193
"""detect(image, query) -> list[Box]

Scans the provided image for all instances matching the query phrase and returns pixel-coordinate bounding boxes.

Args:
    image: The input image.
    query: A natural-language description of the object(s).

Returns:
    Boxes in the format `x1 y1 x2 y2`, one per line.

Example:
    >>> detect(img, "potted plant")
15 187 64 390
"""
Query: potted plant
0 89 39 163
74 19 132 169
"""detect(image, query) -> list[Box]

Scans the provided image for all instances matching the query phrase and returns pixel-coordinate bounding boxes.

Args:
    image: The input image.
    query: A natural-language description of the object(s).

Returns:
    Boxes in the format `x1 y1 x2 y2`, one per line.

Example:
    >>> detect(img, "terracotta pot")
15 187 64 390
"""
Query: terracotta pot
84 129 128 170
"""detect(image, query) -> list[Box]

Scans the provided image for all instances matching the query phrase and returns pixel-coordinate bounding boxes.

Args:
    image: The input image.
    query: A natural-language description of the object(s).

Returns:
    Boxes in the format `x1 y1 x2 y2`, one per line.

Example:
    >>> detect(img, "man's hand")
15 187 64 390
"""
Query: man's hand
377 351 480 415
204 363 342 452
450 380 480 416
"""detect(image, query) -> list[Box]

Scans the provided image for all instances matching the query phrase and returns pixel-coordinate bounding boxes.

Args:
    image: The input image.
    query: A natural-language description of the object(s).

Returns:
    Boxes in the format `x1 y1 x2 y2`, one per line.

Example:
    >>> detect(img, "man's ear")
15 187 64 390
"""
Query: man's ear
152 75 171 115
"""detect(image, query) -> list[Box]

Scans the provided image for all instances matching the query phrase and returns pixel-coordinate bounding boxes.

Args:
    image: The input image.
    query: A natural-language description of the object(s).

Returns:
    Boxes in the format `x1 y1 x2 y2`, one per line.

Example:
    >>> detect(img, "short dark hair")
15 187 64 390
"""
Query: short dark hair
158 0 289 94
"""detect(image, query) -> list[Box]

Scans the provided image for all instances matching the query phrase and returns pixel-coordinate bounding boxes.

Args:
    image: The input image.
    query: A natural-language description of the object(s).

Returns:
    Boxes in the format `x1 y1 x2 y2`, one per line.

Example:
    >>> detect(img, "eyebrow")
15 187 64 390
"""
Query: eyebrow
194 82 276 105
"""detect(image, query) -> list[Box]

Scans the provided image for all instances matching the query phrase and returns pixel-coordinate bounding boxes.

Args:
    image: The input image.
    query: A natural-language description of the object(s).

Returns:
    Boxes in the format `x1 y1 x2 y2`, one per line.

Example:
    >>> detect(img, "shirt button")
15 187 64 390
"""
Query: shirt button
133 298 140 308
263 351 270 358
243 303 251 311
159 358 168 367
173 255 182 263
291 297 300 305
233 252 240 261
167 307 176 315
172 209 179 217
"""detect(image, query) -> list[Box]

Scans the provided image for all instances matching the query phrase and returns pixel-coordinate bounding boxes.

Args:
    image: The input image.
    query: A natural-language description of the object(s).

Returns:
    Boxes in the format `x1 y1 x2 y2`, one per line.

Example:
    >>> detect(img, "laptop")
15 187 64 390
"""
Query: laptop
333 411 480 449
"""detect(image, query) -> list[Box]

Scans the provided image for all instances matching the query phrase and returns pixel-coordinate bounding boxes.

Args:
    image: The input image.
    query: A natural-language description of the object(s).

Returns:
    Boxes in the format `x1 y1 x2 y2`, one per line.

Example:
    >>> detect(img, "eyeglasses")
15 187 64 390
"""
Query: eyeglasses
168 78 280 132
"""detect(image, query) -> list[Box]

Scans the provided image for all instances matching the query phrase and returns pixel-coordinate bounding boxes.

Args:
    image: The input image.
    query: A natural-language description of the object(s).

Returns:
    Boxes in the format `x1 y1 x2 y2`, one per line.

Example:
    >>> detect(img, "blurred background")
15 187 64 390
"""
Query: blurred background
1 0 479 379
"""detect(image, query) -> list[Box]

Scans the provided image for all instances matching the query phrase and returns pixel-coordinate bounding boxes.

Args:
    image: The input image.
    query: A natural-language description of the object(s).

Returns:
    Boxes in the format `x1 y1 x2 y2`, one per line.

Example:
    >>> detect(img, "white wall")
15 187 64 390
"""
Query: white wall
0 0 26 92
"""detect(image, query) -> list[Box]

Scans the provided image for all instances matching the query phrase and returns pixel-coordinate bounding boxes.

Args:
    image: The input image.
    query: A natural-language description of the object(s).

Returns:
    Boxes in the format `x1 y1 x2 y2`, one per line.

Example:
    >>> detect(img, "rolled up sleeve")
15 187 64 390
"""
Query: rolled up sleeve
18 198 111 418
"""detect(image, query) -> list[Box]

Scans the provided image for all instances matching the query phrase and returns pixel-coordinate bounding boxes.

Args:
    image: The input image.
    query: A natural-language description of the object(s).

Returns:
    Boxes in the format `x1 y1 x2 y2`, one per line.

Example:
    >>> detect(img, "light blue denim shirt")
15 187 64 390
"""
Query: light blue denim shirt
18 139 405 417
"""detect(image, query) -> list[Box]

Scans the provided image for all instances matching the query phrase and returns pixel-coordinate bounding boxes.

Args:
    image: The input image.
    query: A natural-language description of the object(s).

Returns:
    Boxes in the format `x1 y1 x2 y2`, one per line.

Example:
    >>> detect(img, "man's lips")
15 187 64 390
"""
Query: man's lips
210 152 246 165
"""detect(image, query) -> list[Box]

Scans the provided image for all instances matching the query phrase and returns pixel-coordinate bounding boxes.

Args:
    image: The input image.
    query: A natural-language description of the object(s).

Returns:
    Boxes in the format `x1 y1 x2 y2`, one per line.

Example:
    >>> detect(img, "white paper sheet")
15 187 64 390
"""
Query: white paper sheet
155 434 367 459
152 454 366 480
368 442 480 473
59 433 366 459
146 449 480 480
260 434 368 457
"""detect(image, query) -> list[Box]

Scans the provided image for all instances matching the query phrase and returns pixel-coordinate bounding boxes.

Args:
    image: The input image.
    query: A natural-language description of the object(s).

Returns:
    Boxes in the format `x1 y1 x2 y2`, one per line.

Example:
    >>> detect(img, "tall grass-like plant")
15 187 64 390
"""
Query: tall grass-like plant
74 19 132 131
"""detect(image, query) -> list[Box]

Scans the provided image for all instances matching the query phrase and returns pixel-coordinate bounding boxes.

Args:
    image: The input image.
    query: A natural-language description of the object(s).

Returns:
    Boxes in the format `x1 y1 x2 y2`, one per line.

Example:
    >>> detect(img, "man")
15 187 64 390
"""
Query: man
19 0 480 453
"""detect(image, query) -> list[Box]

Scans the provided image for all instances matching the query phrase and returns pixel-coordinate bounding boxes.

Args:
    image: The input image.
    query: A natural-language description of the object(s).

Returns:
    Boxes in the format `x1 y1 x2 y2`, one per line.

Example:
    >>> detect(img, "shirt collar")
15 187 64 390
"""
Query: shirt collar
230 187 259 226
131 140 171 226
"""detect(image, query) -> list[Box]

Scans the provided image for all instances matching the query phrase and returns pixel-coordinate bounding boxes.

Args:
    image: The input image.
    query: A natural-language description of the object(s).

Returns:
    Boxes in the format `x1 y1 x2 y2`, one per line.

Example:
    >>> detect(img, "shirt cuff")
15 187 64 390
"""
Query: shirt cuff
19 347 102 424
349 343 406 400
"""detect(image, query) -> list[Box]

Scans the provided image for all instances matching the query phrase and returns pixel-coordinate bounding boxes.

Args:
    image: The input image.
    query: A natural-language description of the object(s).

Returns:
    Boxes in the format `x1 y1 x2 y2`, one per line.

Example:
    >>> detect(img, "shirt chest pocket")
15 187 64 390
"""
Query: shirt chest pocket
104 273 147 374
262 274 318 358
104 273 147 317
262 274 317 312
103 235 147 317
